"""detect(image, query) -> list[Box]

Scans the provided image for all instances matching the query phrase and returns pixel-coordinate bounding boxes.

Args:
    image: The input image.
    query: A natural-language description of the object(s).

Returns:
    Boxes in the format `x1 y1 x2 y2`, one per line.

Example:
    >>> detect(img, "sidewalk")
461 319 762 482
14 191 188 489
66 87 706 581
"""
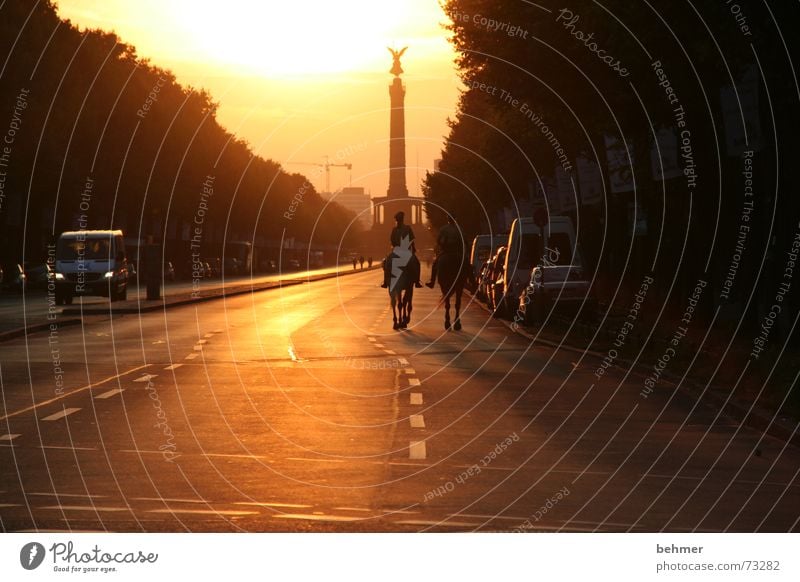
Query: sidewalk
0 264 380 341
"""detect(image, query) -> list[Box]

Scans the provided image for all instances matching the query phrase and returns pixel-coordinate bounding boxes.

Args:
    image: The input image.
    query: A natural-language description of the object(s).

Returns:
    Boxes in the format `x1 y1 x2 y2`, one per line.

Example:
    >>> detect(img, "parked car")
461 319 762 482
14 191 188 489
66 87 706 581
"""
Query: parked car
163 261 176 282
485 246 507 312
1 263 26 293
23 262 53 289
475 260 491 302
518 264 596 325
203 257 221 278
469 234 507 284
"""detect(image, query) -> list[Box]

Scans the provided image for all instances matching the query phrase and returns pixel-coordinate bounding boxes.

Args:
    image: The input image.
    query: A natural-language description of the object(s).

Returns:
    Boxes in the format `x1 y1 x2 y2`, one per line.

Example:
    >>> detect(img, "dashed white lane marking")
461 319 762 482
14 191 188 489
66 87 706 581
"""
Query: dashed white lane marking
94 388 125 400
409 414 426 428
133 497 208 504
37 445 97 451
41 408 81 422
0 434 21 441
146 509 257 516
185 353 198 360
204 333 214 338
197 339 208 345
333 507 372 512
164 364 183 371
234 502 312 509
398 358 409 366
409 441 427 460
408 378 421 387
192 345 203 351
214 329 223 333
273 513 361 522
396 520 479 528
0 503 21 508
29 492 106 499
40 505 129 512
404 368 416 375
385 350 397 355
410 393 423 405
368 337 376 342
0 364 149 423
133 374 158 382
374 343 385 348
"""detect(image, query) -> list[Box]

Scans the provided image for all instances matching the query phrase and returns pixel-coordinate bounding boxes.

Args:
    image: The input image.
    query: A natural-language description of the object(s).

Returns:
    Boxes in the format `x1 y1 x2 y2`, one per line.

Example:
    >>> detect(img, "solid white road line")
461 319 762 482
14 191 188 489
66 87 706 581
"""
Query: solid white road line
234 502 312 509
409 415 426 428
164 364 184 371
40 505 129 512
94 388 125 400
409 441 427 459
0 364 150 422
273 513 361 522
41 408 81 422
146 509 257 516
410 393 423 405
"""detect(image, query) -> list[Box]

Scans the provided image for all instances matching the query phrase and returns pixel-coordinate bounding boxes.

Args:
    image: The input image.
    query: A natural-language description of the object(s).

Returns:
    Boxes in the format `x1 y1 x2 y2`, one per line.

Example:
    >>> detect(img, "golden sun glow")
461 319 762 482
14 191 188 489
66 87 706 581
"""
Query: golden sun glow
167 0 412 76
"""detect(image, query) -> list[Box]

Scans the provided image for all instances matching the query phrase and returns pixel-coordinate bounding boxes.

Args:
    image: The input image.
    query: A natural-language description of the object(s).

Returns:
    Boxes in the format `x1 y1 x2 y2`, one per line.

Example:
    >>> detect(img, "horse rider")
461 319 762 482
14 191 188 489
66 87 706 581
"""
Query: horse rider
381 211 422 289
426 213 463 288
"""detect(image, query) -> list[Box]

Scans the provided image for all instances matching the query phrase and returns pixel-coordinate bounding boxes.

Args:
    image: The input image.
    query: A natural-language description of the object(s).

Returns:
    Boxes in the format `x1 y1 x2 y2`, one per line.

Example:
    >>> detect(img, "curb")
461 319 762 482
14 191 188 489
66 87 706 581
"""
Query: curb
0 317 83 343
469 291 800 449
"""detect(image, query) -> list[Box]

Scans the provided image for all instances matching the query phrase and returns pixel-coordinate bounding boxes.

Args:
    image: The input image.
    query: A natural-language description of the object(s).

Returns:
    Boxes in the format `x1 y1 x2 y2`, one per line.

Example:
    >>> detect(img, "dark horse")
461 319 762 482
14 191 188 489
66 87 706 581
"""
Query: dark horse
436 251 469 331
388 254 414 330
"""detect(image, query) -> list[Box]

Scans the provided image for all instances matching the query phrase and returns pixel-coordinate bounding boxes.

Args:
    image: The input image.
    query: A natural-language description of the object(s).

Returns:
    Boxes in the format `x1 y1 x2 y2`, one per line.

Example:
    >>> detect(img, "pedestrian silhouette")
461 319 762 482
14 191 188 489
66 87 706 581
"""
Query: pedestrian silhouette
352 257 357 270
359 256 365 270
368 256 373 268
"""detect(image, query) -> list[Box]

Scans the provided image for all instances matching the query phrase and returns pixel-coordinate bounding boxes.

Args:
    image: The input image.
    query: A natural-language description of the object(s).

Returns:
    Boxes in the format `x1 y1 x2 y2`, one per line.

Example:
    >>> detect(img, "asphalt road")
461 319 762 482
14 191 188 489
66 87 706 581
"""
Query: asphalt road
0 268 798 532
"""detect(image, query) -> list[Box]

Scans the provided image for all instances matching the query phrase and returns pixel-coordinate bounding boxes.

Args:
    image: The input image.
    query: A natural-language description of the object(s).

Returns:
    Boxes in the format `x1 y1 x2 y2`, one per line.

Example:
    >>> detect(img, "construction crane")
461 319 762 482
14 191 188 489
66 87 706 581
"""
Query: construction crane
285 156 352 194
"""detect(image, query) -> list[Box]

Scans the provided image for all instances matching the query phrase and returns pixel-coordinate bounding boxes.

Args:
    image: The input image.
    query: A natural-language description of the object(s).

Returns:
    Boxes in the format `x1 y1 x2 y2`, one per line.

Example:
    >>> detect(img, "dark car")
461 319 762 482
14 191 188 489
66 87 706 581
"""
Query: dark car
24 262 53 289
1 263 26 293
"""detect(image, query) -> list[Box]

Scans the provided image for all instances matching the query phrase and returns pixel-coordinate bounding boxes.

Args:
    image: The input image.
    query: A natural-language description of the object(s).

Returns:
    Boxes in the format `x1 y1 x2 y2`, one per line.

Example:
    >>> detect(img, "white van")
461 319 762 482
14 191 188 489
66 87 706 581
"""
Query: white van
469 234 506 280
54 230 129 305
499 216 579 316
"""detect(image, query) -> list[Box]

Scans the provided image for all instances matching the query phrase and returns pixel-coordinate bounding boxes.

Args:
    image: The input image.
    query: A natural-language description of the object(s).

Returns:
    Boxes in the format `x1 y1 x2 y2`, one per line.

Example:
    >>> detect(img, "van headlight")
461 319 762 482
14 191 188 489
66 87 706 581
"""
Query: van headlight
104 271 114 279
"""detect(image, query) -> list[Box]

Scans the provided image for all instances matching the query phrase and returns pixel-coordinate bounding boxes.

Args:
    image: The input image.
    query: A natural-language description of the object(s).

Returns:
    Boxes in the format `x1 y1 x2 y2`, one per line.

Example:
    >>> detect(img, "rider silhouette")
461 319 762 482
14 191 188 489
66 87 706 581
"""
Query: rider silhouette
426 213 463 288
381 211 422 289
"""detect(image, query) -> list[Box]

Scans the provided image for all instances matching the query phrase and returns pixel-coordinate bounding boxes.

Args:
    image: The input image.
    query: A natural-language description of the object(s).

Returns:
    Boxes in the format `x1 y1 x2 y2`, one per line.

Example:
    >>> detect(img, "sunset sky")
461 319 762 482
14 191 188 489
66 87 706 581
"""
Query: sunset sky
55 0 461 201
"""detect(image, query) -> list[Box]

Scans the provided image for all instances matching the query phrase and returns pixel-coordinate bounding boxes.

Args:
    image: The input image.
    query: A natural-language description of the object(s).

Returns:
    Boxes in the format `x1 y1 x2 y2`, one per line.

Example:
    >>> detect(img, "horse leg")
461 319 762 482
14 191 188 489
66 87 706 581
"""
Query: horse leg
403 286 413 326
391 294 400 330
453 288 462 331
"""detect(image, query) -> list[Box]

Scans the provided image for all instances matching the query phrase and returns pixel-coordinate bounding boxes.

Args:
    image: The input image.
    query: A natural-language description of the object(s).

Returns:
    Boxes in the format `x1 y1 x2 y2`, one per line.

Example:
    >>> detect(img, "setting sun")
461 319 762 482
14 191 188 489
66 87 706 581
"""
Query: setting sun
168 0 406 75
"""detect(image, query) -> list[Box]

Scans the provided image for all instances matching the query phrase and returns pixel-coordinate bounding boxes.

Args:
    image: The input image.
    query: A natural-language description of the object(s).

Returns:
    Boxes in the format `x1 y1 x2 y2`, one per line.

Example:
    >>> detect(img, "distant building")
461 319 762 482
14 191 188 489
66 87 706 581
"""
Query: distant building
325 187 373 229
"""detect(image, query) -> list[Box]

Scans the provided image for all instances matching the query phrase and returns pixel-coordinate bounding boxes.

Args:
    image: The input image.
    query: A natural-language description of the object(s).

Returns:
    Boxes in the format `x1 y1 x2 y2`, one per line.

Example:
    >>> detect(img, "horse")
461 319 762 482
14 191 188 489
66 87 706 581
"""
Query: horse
387 250 415 330
436 250 470 331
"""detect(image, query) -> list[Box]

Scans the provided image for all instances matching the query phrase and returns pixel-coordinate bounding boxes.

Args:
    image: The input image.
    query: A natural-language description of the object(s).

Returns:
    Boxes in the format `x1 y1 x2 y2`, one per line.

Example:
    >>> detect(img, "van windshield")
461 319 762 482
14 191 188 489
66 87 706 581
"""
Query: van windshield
546 232 574 265
512 233 542 270
58 237 112 261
